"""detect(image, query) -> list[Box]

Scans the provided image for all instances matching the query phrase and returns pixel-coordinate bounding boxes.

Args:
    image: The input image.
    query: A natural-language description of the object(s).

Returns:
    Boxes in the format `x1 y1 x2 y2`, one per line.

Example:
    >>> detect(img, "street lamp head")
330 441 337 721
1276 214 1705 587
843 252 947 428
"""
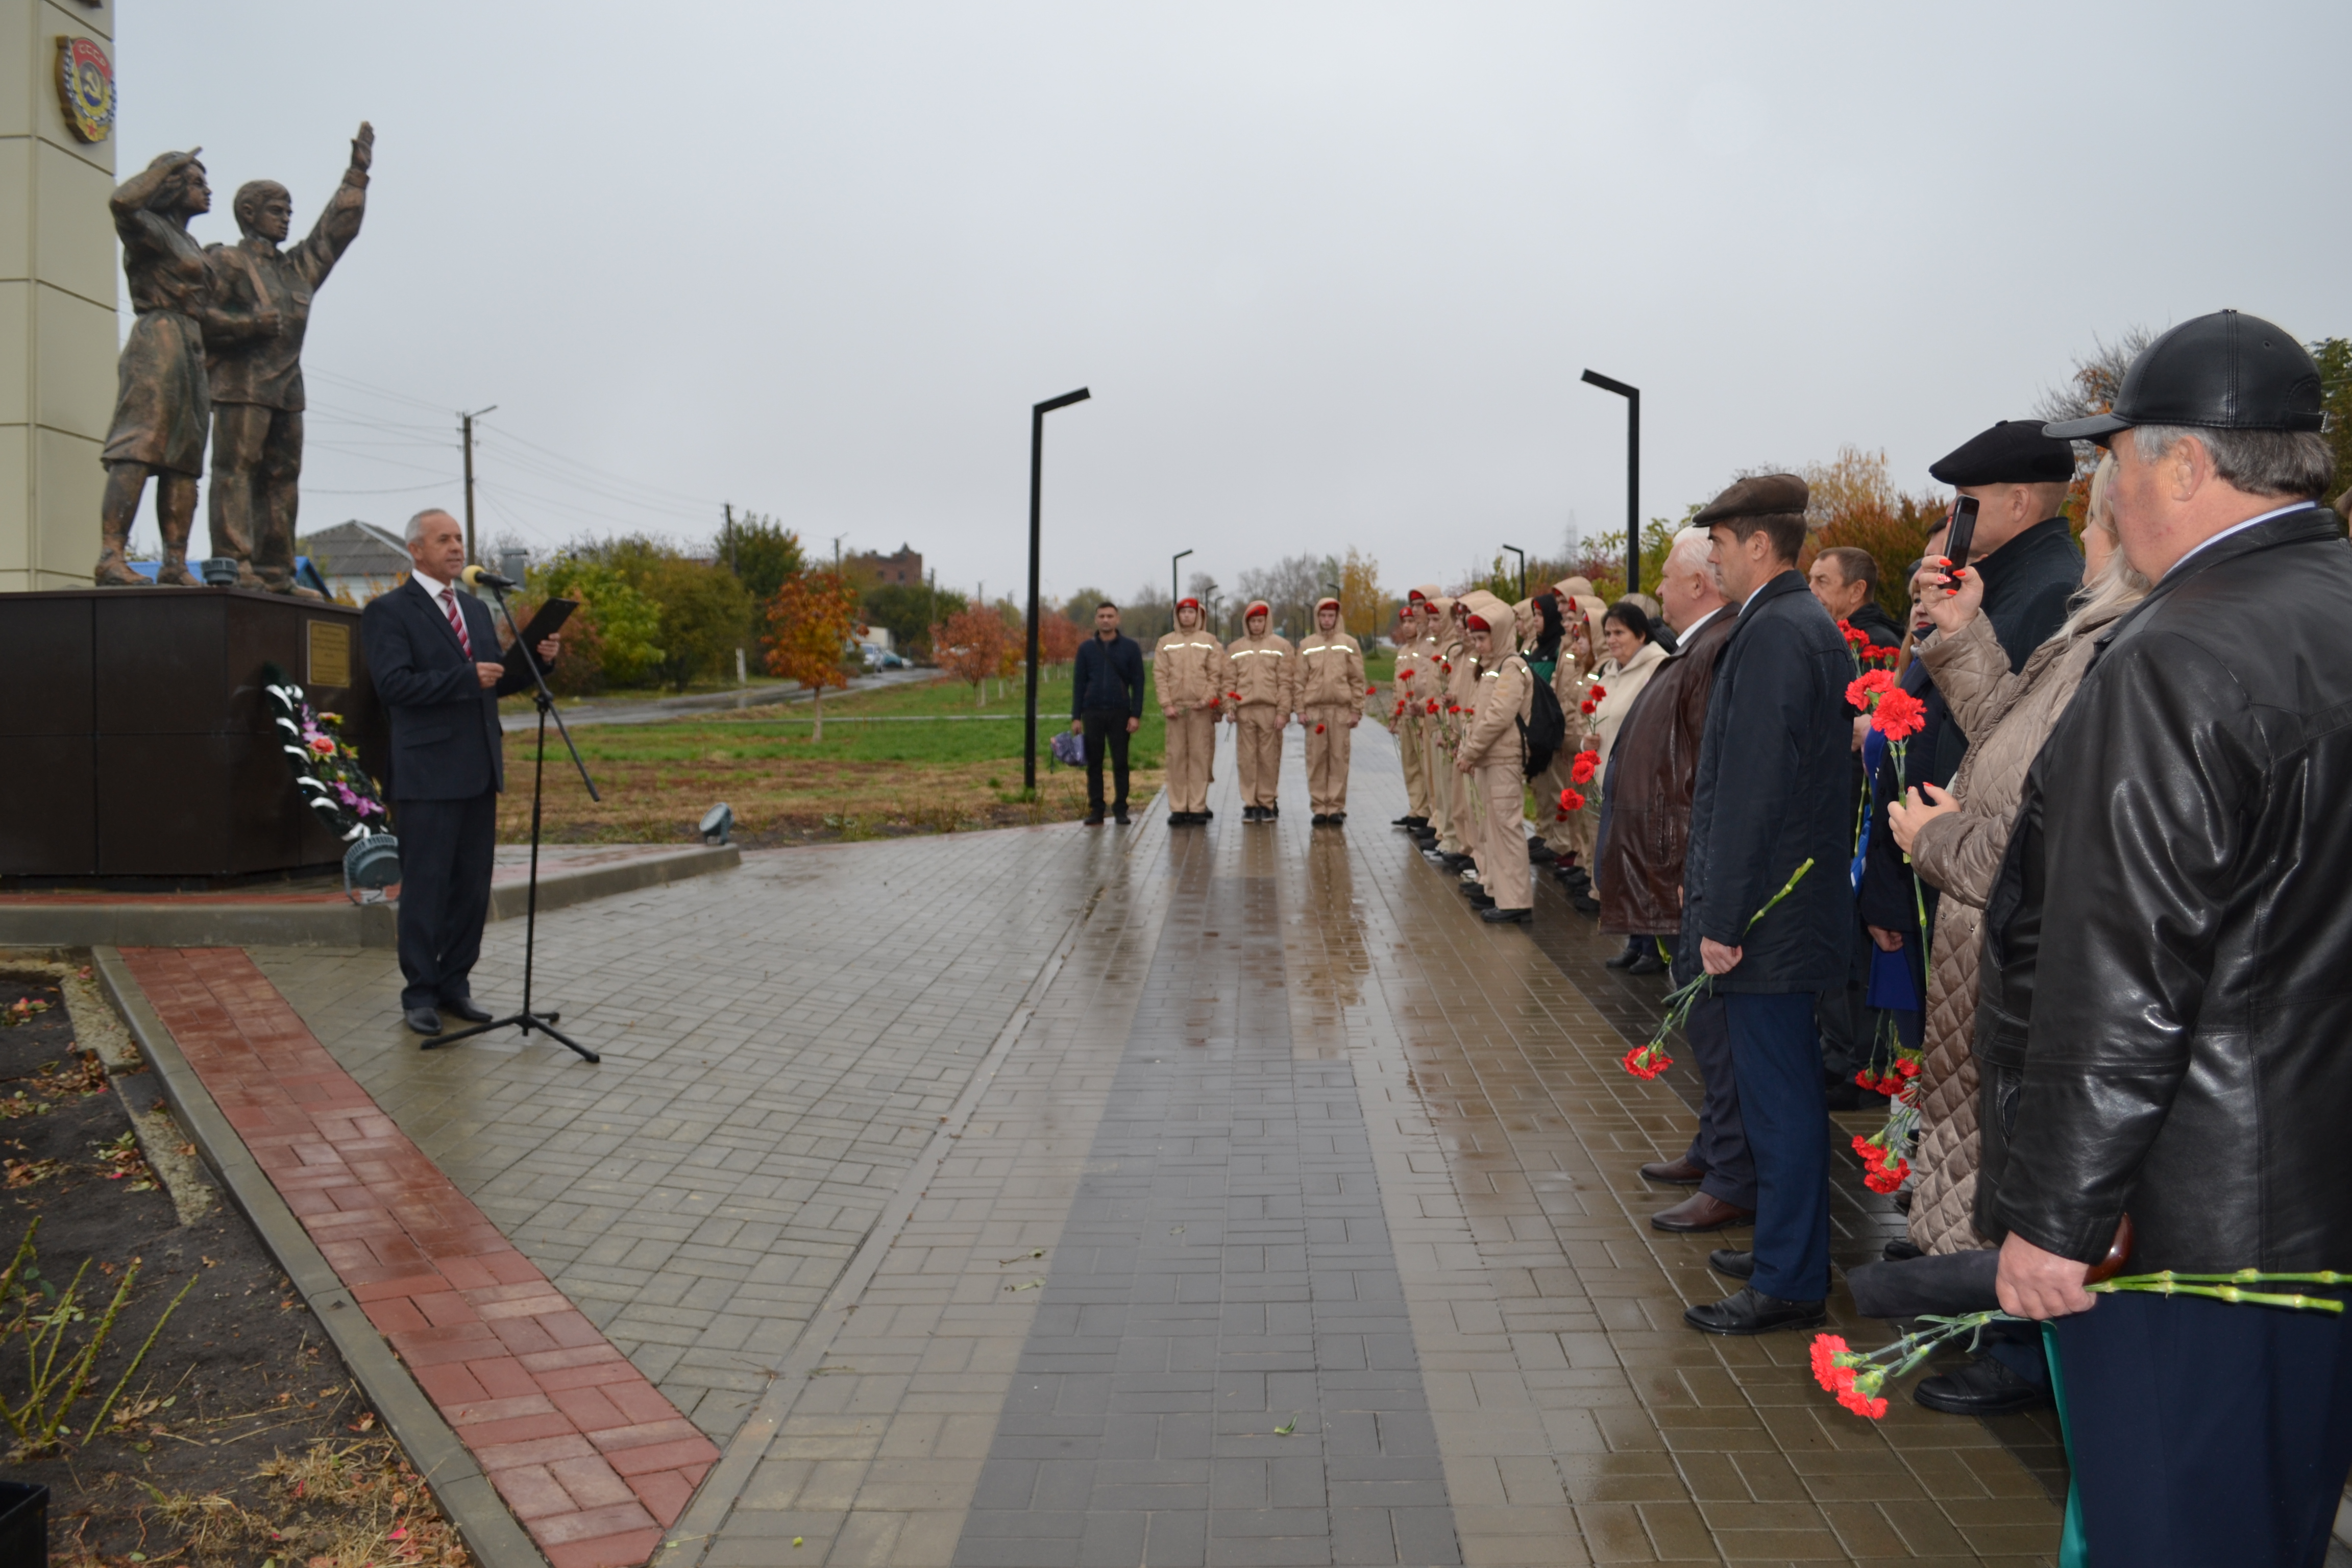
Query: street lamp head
1036 387 1092 414
1581 370 1635 400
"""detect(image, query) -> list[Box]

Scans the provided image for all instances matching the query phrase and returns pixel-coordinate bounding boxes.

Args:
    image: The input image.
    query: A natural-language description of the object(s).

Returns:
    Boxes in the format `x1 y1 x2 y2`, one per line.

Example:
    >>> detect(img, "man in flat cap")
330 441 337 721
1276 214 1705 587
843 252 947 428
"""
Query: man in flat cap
1676 474 1854 1336
1979 311 2352 1564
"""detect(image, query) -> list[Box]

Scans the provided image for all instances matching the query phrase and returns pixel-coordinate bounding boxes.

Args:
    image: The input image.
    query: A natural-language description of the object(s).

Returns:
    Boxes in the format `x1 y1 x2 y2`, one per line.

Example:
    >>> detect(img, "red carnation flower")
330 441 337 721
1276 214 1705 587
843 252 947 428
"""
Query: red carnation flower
1400 670 1414 680
1588 684 1607 701
1579 699 1598 716
1570 751 1599 783
1315 723 1326 733
1845 669 1898 711
1558 787 1586 813
1871 689 1927 741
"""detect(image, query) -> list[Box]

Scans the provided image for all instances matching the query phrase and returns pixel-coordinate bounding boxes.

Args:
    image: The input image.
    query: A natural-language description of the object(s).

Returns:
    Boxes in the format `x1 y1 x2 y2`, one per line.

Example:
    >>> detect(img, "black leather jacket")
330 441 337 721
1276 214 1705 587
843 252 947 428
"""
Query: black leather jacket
1974 506 2352 1270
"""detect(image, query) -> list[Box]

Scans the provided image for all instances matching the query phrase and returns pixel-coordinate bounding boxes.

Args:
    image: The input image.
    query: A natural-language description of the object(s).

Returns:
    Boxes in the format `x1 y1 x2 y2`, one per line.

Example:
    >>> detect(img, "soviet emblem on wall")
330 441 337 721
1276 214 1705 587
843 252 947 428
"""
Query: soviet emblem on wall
55 36 114 144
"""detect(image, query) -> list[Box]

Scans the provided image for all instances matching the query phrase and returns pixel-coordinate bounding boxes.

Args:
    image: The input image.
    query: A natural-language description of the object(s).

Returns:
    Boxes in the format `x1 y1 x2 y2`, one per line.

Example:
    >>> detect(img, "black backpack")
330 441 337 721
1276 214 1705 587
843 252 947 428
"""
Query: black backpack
1514 655 1569 778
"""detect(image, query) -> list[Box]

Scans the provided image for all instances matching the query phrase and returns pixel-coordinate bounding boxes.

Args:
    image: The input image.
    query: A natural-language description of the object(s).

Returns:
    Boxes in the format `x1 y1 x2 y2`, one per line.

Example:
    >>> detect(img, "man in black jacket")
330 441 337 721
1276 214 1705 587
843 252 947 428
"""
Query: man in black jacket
1068 601 1145 825
1677 475 1855 1337
359 509 558 1036
1982 313 2352 1563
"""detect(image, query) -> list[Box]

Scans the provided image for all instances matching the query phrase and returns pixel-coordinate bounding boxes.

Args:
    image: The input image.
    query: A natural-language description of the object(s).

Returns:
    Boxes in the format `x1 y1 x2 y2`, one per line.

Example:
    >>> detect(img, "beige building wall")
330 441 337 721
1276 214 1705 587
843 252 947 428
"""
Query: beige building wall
0 0 115 593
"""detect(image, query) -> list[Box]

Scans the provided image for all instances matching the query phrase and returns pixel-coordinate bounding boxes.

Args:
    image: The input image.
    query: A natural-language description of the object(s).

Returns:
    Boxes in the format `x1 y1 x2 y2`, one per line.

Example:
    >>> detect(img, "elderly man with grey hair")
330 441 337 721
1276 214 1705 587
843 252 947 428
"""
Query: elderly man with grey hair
1594 526 1756 1234
1976 312 2352 1563
359 508 558 1036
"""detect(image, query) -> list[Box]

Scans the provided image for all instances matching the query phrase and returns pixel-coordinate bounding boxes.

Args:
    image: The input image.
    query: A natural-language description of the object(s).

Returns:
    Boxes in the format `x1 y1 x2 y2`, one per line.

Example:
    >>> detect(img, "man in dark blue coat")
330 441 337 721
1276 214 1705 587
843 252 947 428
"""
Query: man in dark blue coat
360 509 558 1036
1677 474 1855 1336
1067 601 1145 825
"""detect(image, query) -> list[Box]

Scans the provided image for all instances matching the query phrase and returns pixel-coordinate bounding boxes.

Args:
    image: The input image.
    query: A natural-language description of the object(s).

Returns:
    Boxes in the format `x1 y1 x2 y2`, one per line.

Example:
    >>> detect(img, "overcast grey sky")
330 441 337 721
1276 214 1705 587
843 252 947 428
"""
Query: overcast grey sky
122 2 2351 604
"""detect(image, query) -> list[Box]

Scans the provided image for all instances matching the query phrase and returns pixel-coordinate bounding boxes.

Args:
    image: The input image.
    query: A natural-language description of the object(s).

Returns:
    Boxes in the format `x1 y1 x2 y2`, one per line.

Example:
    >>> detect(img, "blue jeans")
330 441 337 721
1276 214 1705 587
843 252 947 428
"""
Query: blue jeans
1724 991 1829 1302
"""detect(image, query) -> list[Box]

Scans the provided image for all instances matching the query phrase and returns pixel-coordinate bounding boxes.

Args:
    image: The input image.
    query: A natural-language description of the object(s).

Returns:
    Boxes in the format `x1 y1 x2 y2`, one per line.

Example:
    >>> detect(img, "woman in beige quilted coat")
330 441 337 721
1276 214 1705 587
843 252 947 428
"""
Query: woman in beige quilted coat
1886 456 2149 1257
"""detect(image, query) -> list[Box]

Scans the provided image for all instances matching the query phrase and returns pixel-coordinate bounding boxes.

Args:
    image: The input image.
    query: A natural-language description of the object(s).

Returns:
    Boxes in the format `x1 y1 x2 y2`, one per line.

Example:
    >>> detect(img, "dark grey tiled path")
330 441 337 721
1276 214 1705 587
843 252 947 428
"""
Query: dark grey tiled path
953 839 1459 1567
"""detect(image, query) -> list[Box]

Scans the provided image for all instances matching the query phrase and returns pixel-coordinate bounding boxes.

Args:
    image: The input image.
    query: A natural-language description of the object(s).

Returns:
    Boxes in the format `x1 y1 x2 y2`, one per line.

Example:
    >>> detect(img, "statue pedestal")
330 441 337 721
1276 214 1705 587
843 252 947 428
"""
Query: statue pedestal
0 589 386 882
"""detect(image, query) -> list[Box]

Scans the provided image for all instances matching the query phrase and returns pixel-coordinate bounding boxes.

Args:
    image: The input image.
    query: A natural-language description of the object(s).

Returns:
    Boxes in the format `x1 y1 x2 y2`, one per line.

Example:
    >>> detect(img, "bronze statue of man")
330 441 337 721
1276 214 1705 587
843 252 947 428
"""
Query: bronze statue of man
97 149 230 586
204 122 374 594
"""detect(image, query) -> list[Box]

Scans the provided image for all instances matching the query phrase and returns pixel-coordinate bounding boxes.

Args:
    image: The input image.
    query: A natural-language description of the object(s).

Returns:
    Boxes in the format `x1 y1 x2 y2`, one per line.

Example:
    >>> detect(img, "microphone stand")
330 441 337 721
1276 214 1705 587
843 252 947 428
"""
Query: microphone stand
425 577 601 1063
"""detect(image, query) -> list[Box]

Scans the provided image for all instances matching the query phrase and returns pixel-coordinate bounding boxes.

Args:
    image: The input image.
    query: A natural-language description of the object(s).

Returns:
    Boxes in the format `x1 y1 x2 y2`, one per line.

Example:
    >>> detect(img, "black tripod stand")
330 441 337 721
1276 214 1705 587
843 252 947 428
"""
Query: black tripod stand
425 581 600 1064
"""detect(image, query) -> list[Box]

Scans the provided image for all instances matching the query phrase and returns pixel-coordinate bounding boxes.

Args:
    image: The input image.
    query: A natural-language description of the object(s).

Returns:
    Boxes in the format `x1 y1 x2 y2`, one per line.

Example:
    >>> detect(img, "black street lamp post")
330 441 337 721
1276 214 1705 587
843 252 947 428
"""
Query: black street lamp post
1502 545 1525 601
1024 387 1092 791
1172 549 1192 614
1580 370 1641 595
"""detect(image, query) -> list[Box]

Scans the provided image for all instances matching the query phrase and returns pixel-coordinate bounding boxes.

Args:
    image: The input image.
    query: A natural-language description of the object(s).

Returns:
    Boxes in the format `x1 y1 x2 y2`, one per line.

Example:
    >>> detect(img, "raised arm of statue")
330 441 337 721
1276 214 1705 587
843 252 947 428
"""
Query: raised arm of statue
294 122 372 288
110 149 201 241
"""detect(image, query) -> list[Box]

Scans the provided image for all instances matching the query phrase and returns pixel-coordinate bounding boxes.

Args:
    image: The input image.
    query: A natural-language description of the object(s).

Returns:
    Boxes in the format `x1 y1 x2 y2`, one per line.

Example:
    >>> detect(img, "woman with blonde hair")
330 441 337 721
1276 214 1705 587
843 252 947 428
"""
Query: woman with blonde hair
1876 452 2151 1416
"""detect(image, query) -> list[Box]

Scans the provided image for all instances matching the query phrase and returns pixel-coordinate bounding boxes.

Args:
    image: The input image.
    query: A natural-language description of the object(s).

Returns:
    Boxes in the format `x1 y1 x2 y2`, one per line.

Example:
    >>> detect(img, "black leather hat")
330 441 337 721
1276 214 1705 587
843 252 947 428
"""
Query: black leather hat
1929 420 2077 486
1693 472 1808 525
2044 310 2325 442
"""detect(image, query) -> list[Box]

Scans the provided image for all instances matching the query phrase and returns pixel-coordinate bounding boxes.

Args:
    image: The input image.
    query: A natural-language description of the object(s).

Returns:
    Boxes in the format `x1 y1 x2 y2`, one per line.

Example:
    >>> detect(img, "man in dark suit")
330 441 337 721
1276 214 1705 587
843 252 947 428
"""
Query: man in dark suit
361 509 559 1036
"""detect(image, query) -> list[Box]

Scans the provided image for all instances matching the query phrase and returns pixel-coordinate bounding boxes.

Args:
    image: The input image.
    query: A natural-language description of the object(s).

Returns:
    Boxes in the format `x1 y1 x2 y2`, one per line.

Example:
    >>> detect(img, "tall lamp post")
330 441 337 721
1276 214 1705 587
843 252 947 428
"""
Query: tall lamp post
1580 370 1640 595
1172 549 1192 615
1024 386 1092 791
1501 545 1525 601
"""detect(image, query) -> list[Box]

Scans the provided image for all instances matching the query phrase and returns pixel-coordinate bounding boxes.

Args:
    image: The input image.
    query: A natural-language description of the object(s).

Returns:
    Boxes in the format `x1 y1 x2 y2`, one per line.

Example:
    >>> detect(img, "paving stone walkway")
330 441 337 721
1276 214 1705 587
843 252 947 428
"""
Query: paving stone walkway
219 723 2065 1566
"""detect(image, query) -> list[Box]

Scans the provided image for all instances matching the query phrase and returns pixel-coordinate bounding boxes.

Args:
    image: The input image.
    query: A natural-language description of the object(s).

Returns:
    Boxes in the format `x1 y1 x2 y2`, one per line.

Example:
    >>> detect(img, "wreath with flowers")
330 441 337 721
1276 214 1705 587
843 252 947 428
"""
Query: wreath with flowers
262 662 390 841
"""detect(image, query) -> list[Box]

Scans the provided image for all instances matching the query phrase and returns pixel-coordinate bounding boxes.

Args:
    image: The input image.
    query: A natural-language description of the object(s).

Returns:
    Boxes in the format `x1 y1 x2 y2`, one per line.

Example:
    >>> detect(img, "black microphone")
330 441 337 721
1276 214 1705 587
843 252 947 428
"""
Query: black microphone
461 564 519 591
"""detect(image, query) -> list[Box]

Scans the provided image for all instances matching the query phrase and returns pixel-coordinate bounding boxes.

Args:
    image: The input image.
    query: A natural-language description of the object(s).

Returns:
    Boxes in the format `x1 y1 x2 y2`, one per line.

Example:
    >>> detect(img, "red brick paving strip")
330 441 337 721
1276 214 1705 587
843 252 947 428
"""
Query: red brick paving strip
121 948 718 1568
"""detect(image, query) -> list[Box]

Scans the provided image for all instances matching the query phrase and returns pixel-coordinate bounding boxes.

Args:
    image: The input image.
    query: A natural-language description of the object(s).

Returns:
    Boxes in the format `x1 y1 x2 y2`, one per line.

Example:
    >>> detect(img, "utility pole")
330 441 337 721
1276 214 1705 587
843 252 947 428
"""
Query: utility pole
722 503 738 574
460 404 497 575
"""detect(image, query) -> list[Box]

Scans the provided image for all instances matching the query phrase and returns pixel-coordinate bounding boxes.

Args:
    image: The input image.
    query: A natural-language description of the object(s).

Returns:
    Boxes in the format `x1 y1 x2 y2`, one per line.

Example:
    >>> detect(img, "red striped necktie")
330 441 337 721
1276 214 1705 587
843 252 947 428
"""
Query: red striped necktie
439 587 473 657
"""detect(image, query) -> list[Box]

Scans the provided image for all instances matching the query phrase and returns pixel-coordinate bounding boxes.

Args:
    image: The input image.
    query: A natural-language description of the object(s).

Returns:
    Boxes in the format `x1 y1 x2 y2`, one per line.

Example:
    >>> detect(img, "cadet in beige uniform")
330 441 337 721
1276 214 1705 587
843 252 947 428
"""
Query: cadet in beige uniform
1431 597 1484 867
1295 596 1368 825
1224 600 1294 822
1388 589 1437 832
1455 601 1535 922
1153 597 1223 825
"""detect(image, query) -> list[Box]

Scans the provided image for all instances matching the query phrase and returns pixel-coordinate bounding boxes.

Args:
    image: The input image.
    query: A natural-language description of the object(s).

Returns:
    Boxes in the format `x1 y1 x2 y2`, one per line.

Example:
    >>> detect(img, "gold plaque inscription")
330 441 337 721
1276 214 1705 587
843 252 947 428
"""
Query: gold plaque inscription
308 621 352 688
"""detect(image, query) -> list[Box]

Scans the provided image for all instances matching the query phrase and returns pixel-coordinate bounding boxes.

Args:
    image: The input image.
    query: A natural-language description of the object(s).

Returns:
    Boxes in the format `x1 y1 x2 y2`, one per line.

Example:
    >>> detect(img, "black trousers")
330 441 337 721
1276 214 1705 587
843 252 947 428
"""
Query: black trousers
1081 709 1132 811
2053 1290 2352 1566
394 790 497 1011
1678 994 1756 1210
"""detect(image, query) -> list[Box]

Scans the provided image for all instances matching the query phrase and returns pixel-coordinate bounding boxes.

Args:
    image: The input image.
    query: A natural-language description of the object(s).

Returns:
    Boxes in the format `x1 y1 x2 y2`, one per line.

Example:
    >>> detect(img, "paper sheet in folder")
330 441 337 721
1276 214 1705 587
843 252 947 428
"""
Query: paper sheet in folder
507 598 576 672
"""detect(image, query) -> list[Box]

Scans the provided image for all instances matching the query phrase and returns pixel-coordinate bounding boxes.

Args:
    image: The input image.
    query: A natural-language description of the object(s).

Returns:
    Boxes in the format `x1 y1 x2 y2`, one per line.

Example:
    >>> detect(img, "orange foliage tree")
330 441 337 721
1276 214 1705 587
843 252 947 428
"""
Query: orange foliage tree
763 569 861 740
1039 611 1082 672
1803 447 1950 621
933 604 1013 709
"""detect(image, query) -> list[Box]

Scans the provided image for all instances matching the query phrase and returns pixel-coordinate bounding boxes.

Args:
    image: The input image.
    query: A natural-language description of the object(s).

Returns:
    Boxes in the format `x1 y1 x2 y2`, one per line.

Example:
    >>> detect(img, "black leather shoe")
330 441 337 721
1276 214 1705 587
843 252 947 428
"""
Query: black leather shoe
1200 808 1214 820
1684 1286 1825 1336
1480 905 1531 924
1625 947 1668 975
1572 893 1602 915
1114 808 1131 825
1708 1248 1755 1281
1639 1156 1704 1185
1243 806 1263 823
1603 936 1645 970
1084 810 1105 826
1651 1191 1754 1233
441 995 493 1024
1527 840 1556 863
1391 814 1423 828
1466 890 1495 909
1882 1238 1925 1262
404 1006 443 1036
1440 852 1476 872
1311 813 1330 825
1562 868 1591 892
1329 813 1344 825
1913 1353 2052 1415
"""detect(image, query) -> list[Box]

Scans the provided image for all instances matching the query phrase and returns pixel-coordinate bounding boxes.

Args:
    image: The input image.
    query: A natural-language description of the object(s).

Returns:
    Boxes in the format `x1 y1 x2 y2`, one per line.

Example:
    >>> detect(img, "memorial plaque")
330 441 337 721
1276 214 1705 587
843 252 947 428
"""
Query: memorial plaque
308 620 351 688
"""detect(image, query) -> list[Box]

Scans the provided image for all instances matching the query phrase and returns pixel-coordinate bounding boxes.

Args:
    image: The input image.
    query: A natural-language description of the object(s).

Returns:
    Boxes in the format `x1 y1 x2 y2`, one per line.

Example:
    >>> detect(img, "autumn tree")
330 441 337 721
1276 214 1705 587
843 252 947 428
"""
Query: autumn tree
1038 610 1082 671
1804 447 1948 620
763 569 861 740
932 603 1013 709
1338 547 1382 642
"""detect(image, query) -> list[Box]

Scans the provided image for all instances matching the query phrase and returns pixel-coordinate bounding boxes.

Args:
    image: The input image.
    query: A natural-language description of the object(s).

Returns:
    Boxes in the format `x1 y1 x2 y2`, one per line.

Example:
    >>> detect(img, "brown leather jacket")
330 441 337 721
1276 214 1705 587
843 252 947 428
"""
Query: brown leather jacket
1596 607 1735 936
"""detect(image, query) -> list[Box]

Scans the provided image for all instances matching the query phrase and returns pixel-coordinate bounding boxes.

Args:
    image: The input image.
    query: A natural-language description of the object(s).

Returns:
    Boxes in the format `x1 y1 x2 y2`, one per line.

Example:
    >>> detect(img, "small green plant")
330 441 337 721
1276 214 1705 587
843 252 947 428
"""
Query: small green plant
0 1218 195 1456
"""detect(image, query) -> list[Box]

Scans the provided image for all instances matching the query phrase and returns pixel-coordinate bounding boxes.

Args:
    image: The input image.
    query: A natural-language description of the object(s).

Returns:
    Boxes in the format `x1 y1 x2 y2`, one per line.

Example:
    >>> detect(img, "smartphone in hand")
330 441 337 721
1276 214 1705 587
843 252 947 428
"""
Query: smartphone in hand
1941 497 1980 590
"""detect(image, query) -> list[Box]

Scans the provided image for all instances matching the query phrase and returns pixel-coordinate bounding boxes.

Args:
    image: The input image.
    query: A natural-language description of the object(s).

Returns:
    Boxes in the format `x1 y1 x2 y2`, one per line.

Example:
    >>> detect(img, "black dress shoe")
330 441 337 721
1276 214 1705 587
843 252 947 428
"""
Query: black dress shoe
1311 813 1330 825
1913 1352 2053 1415
1684 1286 1826 1336
1562 868 1592 892
1625 948 1668 975
1440 852 1476 871
404 1006 443 1036
1084 810 1106 826
1527 840 1557 863
1466 890 1495 909
1243 805 1263 822
1114 808 1131 825
1329 813 1344 825
1200 808 1214 820
1391 814 1422 828
1480 905 1531 924
1709 1249 1755 1281
441 995 493 1024
1651 1191 1754 1233
1882 1238 1925 1262
1603 936 1645 970
1572 893 1602 915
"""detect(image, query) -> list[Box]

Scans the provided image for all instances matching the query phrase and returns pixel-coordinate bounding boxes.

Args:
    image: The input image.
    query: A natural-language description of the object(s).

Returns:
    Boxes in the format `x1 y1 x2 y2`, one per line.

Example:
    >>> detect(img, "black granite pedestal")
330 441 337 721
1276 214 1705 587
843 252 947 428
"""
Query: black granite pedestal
0 589 385 883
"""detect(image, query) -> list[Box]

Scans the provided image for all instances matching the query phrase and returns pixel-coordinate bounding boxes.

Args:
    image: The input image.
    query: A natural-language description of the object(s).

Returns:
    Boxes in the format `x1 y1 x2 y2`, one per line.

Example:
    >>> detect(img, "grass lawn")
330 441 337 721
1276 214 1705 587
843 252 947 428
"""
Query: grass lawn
497 666 1169 845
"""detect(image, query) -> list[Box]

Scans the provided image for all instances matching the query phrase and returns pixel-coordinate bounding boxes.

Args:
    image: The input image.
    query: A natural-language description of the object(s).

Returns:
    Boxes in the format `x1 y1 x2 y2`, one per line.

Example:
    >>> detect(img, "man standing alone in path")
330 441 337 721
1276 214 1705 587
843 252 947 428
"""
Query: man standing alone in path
1296 596 1368 825
1677 476 1854 1335
1070 601 1144 826
1224 600 1294 823
1152 597 1222 825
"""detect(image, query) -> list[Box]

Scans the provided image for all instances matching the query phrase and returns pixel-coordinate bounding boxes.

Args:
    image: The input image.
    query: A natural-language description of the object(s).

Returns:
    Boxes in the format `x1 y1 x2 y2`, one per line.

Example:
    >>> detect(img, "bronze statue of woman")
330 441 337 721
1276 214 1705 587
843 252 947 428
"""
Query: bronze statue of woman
95 149 276 586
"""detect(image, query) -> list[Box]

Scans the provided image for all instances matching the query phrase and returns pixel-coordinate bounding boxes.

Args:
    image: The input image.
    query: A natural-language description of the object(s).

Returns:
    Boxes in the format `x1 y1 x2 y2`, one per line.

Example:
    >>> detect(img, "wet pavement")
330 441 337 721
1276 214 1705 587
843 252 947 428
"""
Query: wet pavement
238 723 2064 1565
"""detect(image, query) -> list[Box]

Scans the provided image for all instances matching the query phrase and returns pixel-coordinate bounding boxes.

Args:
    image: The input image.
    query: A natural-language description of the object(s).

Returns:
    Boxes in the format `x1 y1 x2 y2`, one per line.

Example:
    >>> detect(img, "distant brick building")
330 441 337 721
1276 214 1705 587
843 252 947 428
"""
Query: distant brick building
848 543 923 586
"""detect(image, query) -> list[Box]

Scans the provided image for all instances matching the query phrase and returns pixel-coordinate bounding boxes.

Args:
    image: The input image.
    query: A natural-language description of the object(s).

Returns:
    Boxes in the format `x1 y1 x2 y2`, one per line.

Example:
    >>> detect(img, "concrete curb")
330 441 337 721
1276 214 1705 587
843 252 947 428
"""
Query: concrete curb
0 843 739 950
91 947 548 1568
